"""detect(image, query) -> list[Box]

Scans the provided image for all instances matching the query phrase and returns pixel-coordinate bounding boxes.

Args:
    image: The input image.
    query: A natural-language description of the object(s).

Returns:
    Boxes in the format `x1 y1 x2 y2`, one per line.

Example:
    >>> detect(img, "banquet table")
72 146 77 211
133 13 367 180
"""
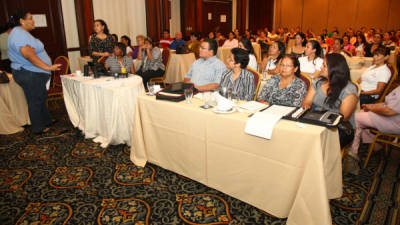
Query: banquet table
164 52 196 83
0 73 30 134
61 74 145 147
130 95 343 225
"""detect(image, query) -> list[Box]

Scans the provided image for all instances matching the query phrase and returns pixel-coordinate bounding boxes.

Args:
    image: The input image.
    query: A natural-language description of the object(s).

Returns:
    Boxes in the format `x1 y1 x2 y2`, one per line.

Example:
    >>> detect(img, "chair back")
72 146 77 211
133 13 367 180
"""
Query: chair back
343 50 353 57
351 80 361 96
97 56 108 64
378 64 398 102
299 73 312 90
218 39 225 47
247 67 262 100
52 56 70 88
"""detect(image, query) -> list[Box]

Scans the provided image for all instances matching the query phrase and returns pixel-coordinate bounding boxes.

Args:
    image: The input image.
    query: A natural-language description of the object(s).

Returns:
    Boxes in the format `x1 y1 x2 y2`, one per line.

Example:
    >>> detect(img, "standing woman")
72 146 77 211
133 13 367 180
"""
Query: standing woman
88 19 114 63
7 11 61 133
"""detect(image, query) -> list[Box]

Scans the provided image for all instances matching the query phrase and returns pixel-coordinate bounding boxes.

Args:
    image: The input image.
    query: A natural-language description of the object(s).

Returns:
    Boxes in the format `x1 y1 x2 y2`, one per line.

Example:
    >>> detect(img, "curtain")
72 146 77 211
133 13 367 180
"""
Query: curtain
93 0 147 45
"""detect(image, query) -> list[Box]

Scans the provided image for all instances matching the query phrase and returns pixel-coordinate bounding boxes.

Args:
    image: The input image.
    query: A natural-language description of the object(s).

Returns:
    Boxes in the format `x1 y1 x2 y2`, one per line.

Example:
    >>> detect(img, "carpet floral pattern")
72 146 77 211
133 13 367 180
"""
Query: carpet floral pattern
0 104 399 224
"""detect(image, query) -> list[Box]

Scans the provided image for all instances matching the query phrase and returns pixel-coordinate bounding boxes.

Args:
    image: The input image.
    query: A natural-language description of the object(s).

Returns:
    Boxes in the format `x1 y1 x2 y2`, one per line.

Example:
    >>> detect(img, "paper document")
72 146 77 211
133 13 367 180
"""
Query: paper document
262 105 296 117
239 101 268 111
245 112 282 139
158 92 181 97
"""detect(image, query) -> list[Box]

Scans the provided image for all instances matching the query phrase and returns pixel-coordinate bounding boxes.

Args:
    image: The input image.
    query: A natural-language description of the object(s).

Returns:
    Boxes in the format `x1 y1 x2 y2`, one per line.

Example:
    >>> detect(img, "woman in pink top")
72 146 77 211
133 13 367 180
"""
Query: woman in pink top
348 86 400 174
343 35 356 56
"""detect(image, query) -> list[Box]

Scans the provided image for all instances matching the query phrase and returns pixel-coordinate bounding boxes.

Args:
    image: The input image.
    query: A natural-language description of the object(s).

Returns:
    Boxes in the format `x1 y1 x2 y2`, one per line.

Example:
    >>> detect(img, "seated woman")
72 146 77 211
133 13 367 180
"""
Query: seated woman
222 31 239 48
358 46 391 105
364 33 383 57
105 42 134 74
259 40 285 74
302 53 358 147
136 38 165 85
330 38 350 56
317 35 329 56
354 33 367 56
219 48 255 101
185 32 201 59
256 30 270 54
238 38 257 71
286 32 306 58
131 35 146 59
298 40 323 79
121 35 133 57
88 19 114 63
348 86 400 164
257 55 307 107
343 35 356 56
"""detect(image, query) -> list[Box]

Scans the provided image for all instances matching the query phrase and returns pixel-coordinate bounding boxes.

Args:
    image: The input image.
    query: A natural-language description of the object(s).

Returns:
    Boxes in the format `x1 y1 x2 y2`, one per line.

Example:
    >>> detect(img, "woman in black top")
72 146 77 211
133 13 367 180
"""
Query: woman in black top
88 19 114 63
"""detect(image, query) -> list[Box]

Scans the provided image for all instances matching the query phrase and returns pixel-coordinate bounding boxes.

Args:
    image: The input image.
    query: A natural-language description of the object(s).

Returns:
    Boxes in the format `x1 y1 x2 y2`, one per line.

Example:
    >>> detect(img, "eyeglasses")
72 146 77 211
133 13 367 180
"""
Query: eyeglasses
280 64 294 68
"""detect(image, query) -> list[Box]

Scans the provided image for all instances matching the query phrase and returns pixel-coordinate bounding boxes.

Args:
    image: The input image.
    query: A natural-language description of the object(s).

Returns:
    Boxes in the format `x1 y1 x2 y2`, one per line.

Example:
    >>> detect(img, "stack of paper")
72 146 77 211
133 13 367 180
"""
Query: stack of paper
238 101 268 111
244 105 296 139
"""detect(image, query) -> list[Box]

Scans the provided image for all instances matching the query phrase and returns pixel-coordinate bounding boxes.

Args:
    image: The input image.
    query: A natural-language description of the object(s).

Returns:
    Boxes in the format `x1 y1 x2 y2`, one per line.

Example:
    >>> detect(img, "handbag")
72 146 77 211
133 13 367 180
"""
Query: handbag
337 120 354 136
0 71 10 83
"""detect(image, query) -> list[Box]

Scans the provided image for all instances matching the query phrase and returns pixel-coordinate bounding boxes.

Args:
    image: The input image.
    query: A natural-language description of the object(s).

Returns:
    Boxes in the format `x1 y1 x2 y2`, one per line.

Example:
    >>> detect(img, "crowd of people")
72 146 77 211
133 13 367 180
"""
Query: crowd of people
1 12 399 175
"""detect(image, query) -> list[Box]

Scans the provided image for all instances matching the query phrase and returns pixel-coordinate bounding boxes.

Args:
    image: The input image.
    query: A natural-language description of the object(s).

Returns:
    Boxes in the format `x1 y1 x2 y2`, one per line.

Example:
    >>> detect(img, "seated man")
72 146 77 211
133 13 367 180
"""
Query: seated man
159 29 173 49
184 38 226 91
170 31 185 50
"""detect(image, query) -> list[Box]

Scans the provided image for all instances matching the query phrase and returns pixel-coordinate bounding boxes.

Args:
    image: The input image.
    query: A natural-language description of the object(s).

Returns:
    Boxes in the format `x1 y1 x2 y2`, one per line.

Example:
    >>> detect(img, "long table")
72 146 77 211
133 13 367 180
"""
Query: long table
0 73 30 134
130 95 342 225
62 75 145 147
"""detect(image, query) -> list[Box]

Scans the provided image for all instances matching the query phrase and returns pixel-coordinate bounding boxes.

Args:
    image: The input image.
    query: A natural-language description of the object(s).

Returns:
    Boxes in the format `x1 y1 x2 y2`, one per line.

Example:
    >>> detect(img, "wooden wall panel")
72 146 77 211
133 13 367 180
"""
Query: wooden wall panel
302 0 328 34
327 0 358 34
355 0 390 30
273 0 400 34
277 0 303 30
387 0 400 30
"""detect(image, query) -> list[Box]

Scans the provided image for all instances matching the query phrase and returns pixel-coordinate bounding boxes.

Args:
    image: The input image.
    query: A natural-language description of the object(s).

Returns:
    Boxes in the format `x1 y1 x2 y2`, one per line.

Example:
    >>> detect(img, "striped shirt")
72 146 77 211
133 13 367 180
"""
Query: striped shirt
105 56 134 73
219 69 256 101
257 75 307 107
185 56 226 86
141 47 165 72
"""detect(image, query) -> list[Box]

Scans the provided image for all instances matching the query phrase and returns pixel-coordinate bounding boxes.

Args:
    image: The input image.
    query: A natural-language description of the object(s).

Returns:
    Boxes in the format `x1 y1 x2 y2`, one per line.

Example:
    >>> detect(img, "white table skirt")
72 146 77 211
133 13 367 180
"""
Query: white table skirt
62 75 145 147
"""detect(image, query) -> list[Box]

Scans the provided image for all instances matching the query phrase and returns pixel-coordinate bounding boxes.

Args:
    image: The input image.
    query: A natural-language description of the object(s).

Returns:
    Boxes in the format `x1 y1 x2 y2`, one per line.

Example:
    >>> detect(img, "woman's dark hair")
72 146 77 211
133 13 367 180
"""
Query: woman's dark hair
9 10 29 28
115 42 126 56
355 33 366 47
295 32 307 46
121 35 131 46
203 38 218 56
191 32 201 40
282 54 301 77
335 38 344 45
240 38 254 55
373 46 389 56
231 48 249 69
273 40 286 65
319 34 325 42
228 31 236 39
144 38 155 47
342 35 350 43
111 34 118 42
322 53 351 108
94 19 109 35
208 31 215 39
308 40 323 63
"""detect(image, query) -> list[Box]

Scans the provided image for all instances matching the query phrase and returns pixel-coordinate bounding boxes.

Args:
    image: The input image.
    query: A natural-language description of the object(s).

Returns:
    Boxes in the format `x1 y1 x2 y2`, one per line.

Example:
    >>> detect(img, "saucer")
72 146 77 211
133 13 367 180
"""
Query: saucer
212 107 236 114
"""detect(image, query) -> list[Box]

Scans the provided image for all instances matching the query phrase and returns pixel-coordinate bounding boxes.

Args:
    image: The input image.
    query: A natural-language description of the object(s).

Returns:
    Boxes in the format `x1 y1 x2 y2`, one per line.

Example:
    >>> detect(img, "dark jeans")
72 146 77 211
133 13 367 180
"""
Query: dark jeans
12 68 52 133
137 68 164 86
359 94 377 106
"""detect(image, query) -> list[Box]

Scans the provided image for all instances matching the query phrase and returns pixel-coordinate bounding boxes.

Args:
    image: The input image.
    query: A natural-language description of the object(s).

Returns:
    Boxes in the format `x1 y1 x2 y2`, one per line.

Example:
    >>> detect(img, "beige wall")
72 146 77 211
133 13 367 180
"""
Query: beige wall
274 0 400 34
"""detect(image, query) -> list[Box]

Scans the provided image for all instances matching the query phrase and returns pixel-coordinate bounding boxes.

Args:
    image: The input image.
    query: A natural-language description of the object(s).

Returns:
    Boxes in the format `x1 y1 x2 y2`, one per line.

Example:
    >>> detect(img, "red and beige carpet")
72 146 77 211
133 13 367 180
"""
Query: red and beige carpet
0 105 399 225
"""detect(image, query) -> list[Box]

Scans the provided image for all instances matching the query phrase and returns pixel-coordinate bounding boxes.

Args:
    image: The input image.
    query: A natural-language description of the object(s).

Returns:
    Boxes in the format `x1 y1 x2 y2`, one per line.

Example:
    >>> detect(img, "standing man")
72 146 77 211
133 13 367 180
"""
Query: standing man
184 38 226 91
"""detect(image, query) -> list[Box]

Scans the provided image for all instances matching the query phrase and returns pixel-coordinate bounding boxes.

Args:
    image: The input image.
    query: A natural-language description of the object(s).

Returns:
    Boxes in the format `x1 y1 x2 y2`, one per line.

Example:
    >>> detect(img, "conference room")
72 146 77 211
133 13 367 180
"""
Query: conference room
1 0 399 224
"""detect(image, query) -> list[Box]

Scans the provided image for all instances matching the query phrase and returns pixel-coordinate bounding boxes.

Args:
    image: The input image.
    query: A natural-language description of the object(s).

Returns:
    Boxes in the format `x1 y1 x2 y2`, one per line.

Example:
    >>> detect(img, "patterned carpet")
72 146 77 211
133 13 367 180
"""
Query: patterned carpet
0 103 399 225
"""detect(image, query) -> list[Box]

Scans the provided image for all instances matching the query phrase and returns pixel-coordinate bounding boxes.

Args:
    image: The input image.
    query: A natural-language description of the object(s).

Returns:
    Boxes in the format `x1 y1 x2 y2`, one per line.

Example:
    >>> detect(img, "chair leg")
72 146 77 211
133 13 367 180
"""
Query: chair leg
363 135 380 168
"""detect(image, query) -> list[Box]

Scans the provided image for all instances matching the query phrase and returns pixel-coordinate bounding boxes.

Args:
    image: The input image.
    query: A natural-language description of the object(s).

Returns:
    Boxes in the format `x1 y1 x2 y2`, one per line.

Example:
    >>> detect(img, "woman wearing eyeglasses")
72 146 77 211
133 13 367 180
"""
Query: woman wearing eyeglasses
257 55 307 107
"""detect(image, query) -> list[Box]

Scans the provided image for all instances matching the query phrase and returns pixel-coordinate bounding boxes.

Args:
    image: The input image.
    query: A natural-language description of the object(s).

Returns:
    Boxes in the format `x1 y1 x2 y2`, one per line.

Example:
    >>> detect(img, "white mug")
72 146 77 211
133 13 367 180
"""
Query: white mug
76 70 82 76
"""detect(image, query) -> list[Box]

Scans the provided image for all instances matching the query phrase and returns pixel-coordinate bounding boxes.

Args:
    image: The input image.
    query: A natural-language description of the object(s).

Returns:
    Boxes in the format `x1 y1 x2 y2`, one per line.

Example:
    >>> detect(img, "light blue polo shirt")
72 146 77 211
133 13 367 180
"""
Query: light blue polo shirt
185 56 226 86
8 26 51 74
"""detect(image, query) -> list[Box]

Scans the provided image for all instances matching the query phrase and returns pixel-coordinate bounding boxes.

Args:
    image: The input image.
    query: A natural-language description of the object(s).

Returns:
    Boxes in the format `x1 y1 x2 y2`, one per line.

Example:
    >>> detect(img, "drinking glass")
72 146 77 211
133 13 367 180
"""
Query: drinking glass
232 90 240 104
262 70 268 81
184 88 193 104
203 91 211 108
147 81 155 96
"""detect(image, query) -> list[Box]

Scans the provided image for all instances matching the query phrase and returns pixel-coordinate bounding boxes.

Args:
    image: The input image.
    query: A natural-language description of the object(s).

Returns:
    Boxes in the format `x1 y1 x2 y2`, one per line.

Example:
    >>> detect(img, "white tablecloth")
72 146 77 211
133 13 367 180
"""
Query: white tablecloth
0 74 30 134
62 75 145 147
164 53 196 83
130 95 342 225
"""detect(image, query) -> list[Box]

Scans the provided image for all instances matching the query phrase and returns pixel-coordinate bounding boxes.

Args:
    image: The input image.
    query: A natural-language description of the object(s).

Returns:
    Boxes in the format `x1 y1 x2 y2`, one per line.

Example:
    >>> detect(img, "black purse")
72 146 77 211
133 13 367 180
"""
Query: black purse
0 71 10 83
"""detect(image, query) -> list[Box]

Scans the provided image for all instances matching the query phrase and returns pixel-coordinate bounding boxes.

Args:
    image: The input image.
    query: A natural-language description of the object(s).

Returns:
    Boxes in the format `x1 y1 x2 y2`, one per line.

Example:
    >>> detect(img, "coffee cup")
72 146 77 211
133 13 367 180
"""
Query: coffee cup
76 70 82 76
